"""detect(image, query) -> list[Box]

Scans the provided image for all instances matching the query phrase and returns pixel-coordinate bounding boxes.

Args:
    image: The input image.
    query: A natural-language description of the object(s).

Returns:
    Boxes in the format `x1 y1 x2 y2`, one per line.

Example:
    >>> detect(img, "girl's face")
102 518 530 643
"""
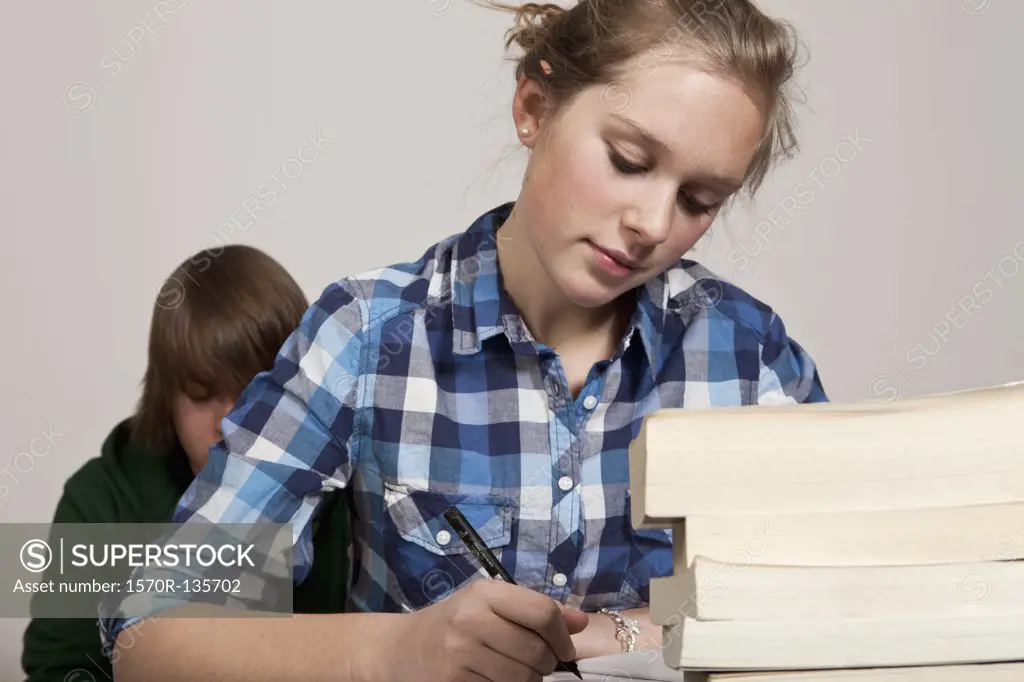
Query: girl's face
513 55 766 309
171 391 236 475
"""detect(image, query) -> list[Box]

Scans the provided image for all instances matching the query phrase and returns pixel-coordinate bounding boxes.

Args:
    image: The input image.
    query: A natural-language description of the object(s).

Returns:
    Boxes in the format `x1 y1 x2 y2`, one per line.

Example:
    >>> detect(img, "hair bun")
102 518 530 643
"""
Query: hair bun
503 2 567 52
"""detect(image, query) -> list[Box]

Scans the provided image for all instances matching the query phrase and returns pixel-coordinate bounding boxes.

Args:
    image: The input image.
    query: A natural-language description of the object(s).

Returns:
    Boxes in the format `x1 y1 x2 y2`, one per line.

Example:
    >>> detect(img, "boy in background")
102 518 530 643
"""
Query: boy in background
22 245 351 681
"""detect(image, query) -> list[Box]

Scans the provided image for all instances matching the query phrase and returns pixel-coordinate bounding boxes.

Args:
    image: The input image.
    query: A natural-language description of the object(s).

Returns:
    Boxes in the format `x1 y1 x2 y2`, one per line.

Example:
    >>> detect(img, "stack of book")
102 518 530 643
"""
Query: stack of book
630 380 1024 681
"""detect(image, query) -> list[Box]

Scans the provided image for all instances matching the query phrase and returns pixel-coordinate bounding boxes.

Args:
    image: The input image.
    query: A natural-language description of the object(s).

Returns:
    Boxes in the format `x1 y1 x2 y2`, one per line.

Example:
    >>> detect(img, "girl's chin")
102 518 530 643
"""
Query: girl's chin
556 271 627 309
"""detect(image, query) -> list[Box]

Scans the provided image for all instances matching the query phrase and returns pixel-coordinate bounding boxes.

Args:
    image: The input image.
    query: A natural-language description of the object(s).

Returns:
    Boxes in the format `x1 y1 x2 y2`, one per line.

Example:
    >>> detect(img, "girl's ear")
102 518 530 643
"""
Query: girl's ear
512 73 552 149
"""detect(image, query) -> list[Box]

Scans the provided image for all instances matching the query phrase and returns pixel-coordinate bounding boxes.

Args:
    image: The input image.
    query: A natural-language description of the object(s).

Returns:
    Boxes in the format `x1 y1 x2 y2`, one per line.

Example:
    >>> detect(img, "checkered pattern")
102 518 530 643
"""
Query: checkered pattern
100 201 826 653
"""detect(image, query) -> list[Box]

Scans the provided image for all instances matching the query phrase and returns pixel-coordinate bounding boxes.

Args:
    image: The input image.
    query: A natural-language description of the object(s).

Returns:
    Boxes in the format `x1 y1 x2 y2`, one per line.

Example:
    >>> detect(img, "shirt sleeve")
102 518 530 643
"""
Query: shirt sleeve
756 310 828 405
99 279 368 656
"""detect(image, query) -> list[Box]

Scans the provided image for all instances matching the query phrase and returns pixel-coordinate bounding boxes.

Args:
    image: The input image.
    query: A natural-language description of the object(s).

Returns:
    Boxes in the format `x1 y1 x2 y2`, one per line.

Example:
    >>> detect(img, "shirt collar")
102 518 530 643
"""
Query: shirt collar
449 202 510 355
634 263 713 378
450 202 710 378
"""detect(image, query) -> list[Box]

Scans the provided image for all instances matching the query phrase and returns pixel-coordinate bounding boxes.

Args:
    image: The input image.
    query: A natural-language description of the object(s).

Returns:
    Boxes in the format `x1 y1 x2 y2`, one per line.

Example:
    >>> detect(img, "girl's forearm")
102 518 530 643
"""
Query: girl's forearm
112 605 406 682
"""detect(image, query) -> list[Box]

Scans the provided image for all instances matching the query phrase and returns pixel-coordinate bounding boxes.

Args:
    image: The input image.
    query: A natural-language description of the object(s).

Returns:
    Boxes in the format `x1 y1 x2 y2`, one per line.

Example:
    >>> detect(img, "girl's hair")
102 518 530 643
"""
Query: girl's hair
131 244 308 453
479 0 805 199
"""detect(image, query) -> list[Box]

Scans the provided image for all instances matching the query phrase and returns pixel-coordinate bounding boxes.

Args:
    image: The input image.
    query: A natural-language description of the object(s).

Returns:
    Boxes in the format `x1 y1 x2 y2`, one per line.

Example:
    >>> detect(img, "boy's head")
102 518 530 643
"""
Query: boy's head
132 245 308 474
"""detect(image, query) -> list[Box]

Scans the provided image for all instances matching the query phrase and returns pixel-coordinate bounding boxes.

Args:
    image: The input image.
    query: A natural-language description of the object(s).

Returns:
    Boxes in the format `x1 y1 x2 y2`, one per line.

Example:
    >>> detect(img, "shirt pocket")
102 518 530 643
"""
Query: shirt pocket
382 480 516 610
618 491 675 608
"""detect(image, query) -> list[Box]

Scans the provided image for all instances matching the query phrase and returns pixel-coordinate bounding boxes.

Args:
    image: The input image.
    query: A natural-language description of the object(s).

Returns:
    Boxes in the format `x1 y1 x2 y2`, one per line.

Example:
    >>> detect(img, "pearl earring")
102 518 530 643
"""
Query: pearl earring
520 126 531 136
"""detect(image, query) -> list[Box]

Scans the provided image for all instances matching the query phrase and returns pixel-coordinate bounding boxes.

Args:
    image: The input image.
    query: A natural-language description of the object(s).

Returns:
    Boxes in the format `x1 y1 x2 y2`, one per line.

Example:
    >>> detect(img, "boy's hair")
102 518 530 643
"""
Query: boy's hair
131 244 308 453
480 0 805 200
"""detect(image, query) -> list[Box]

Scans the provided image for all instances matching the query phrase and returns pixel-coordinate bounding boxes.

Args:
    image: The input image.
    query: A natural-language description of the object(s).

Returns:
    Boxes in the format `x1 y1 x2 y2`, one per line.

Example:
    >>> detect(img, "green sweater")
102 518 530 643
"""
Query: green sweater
21 418 351 681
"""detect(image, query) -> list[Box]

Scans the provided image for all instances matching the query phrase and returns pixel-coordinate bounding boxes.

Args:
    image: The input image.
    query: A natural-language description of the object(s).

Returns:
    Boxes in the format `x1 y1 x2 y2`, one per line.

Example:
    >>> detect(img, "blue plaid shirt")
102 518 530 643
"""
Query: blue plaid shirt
101 201 826 651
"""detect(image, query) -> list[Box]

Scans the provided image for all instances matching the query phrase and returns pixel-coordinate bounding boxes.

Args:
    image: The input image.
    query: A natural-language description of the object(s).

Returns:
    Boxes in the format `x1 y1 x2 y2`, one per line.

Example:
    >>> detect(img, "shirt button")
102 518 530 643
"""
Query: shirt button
552 573 568 587
436 530 451 546
582 395 598 410
557 476 573 492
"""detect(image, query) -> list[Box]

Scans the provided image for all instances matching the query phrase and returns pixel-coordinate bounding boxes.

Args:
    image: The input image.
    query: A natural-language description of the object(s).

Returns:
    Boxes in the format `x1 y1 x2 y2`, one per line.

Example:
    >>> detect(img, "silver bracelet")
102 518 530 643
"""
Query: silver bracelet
598 607 641 652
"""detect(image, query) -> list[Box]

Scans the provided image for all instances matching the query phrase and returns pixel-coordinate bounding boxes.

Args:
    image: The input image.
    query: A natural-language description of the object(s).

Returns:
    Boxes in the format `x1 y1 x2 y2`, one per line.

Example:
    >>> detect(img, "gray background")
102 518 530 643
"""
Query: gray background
1 0 1021 675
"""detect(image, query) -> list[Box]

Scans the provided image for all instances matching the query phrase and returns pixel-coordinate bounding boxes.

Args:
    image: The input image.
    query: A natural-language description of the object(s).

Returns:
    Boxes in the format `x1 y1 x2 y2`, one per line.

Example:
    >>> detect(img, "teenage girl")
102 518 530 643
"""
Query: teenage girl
105 2 826 680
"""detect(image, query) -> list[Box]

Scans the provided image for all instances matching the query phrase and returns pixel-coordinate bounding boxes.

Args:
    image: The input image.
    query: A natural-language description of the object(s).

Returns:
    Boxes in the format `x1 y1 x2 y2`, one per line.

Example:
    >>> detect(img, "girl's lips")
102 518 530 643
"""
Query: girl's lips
590 242 636 278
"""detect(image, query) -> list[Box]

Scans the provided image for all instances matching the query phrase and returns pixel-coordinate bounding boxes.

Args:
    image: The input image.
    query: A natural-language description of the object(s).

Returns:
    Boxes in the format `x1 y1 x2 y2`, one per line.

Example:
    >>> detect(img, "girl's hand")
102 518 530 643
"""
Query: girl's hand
384 579 589 682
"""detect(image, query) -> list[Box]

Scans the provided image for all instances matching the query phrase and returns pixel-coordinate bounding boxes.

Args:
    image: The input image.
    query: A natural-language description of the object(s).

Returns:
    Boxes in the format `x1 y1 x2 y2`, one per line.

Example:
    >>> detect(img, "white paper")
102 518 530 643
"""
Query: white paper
546 652 700 681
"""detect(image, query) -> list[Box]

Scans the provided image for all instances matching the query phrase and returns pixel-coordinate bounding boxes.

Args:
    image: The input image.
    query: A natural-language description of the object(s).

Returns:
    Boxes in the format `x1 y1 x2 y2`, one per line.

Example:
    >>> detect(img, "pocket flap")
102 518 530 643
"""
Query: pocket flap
383 481 514 556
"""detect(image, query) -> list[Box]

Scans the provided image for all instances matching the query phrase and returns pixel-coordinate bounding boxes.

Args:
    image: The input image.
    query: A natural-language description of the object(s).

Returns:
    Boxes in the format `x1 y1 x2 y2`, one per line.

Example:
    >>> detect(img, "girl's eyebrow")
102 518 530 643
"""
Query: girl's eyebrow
685 173 743 195
610 113 744 193
611 112 671 154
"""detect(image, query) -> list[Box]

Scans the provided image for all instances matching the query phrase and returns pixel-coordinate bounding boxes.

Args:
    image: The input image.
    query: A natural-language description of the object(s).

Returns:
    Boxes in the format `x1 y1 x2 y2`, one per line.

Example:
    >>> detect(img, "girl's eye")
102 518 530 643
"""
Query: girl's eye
609 145 718 216
679 193 716 216
608 148 647 175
